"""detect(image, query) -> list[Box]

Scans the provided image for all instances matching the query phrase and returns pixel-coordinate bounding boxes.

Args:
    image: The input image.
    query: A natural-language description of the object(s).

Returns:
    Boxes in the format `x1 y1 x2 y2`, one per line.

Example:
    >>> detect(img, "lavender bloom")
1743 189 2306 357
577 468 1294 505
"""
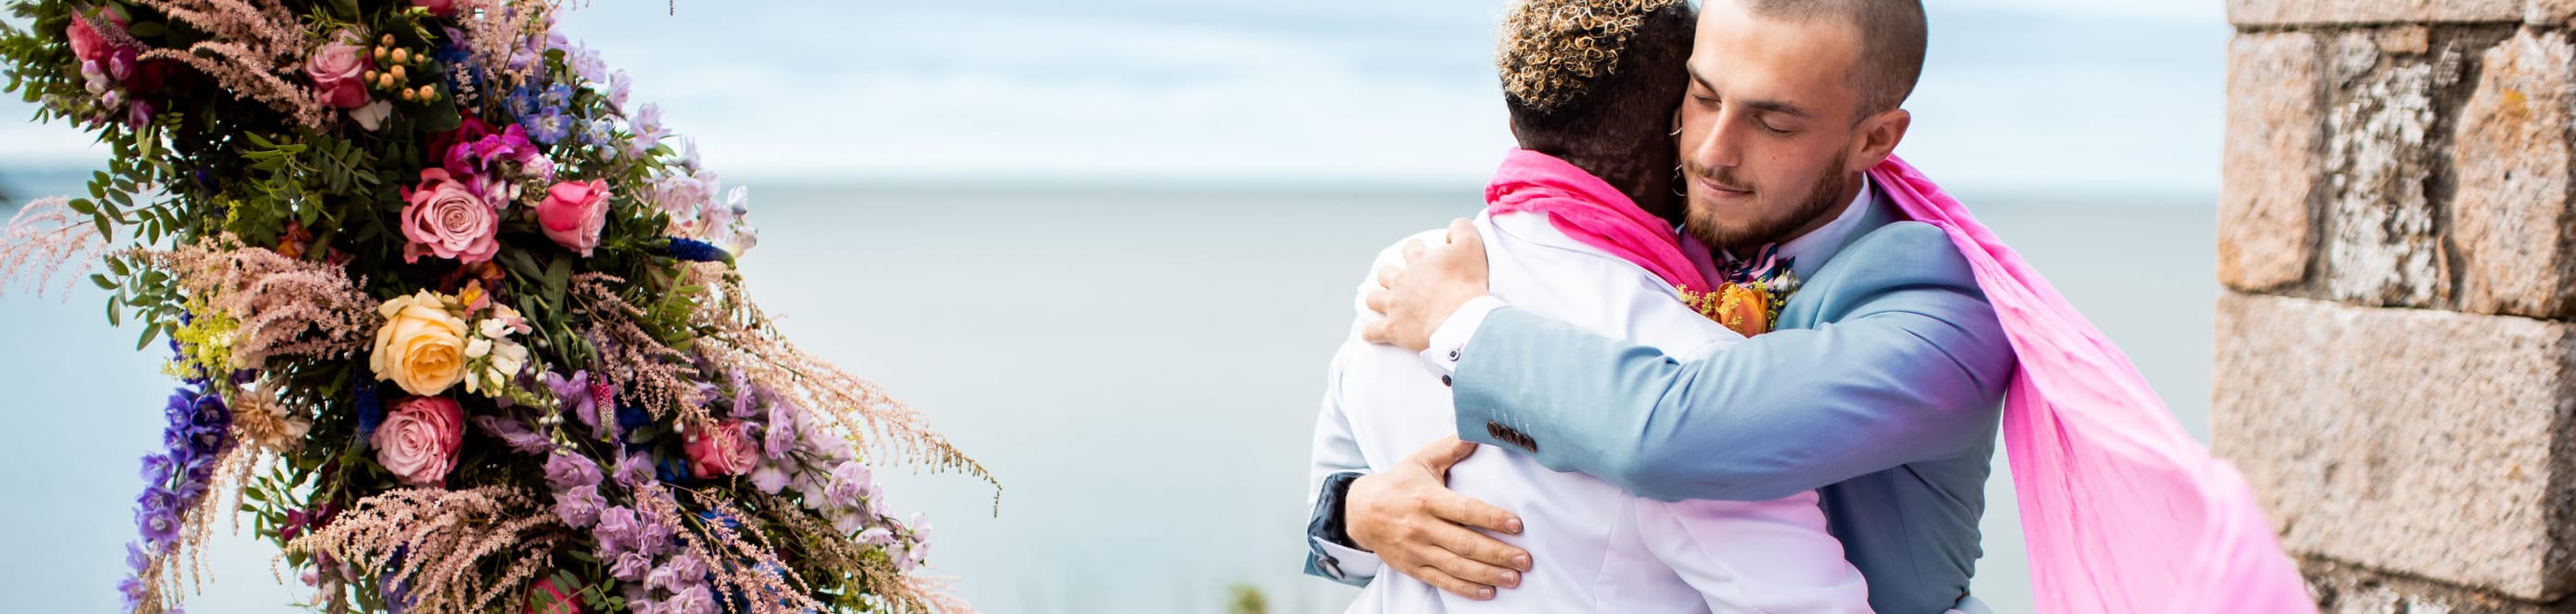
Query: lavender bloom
138 453 174 483
610 551 655 583
645 552 707 594
543 371 604 437
664 585 718 614
826 460 873 508
615 452 656 489
544 83 574 108
524 108 569 145
137 506 179 545
136 485 178 513
607 71 632 112
748 462 789 494
593 506 642 554
472 415 554 454
553 484 606 528
544 453 604 491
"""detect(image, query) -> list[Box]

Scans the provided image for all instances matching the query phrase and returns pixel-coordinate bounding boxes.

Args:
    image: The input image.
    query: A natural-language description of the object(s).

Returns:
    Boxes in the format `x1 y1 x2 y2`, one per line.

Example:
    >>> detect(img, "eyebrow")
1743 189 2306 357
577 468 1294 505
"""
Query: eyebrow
1685 64 1813 119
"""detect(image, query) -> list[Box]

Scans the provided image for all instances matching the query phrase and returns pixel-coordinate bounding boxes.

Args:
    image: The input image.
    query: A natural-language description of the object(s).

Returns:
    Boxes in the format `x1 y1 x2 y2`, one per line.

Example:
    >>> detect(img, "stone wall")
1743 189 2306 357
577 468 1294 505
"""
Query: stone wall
2218 2 2576 611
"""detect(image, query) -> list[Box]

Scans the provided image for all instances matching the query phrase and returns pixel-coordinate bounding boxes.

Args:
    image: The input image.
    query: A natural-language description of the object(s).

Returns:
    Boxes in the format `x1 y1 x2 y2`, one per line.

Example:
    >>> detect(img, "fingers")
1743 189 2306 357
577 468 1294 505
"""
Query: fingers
1445 218 1475 245
1374 263 1401 290
1418 533 1524 589
1418 435 1478 474
1425 487 1524 537
1426 520 1533 574
1364 286 1391 315
1362 319 1393 344
1402 237 1428 263
1405 563 1498 601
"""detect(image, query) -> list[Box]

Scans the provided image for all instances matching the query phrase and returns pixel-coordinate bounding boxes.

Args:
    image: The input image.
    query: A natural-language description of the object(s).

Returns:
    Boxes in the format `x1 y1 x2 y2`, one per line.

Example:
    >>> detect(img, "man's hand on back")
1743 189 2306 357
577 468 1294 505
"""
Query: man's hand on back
1364 218 1493 353
1346 435 1531 599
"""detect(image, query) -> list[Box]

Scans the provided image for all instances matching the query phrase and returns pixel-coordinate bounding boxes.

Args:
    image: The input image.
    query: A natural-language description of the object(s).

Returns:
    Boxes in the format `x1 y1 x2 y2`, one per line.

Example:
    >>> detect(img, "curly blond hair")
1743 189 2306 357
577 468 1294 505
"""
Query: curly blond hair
1497 0 1690 115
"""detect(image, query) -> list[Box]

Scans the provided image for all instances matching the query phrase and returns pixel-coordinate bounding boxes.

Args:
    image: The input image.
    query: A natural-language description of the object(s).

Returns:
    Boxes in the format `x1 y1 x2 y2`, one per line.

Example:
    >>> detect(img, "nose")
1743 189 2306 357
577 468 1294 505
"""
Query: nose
1681 108 1743 176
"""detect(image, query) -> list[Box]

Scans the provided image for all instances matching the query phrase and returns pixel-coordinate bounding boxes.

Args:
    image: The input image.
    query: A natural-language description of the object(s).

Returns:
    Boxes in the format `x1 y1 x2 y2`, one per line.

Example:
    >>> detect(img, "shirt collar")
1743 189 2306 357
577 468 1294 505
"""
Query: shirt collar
1761 174 1876 281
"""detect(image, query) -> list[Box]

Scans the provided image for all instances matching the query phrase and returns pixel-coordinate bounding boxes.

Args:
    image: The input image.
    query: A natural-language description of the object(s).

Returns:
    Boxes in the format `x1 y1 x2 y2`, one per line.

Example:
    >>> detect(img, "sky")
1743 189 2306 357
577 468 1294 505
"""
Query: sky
2 0 2228 196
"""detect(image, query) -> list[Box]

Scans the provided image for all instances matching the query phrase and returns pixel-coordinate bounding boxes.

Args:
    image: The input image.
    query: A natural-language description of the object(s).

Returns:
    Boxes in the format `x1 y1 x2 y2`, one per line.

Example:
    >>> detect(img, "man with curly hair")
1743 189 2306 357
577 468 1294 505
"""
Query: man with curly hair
1308 1 2013 612
1305 0 1880 611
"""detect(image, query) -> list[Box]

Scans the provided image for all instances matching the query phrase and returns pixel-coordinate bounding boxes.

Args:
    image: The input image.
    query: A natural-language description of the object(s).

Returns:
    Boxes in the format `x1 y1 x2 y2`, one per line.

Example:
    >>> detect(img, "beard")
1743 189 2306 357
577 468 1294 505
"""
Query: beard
1681 152 1851 255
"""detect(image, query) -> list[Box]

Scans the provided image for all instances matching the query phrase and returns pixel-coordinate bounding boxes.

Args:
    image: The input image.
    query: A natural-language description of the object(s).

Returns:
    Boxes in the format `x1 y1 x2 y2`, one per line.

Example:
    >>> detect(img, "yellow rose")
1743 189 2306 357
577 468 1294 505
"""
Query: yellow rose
370 290 469 397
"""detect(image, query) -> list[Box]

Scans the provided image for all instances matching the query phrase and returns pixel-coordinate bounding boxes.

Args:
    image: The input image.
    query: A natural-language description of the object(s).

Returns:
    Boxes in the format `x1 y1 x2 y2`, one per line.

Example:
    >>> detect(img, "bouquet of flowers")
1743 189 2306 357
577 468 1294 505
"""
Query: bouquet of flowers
0 2 990 613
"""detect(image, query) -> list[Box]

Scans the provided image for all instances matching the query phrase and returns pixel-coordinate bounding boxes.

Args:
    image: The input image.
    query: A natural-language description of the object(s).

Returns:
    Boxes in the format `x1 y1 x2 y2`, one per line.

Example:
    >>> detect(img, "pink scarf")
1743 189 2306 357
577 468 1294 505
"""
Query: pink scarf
1484 149 2315 613
1485 150 1719 293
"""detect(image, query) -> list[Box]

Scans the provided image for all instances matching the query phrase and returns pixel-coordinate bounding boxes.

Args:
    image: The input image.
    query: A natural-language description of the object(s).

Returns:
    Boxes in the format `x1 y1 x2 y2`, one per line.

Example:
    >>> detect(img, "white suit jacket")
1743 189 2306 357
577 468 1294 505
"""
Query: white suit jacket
1310 211 1872 613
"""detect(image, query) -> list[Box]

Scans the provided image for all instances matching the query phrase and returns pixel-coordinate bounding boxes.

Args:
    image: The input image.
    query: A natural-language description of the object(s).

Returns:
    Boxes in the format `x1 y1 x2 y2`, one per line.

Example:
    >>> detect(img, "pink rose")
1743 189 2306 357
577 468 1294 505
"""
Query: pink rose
65 9 125 66
374 396 465 487
412 0 459 16
524 577 582 614
400 168 501 264
537 180 611 257
306 29 374 110
684 420 758 479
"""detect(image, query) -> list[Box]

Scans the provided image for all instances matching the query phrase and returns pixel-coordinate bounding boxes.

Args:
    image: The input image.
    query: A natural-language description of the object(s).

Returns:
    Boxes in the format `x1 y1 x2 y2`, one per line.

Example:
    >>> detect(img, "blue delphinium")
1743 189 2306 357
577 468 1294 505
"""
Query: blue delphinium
119 372 232 609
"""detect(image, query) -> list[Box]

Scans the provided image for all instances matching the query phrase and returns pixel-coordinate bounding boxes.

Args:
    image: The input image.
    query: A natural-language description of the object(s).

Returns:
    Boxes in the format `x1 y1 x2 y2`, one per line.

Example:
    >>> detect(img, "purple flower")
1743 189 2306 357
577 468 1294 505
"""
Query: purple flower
609 552 653 583
615 452 655 488
664 585 718 614
523 108 569 145
124 542 151 572
552 484 606 528
543 371 605 439
645 552 707 593
593 506 642 554
136 506 179 545
748 462 789 494
138 453 174 483
117 574 145 610
136 485 178 513
545 454 604 490
825 460 873 508
606 71 632 111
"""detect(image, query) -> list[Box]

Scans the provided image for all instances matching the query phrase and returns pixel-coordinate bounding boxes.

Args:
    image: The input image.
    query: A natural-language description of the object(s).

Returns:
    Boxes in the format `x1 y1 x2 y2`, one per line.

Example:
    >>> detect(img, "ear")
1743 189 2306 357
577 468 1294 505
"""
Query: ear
1847 108 1911 170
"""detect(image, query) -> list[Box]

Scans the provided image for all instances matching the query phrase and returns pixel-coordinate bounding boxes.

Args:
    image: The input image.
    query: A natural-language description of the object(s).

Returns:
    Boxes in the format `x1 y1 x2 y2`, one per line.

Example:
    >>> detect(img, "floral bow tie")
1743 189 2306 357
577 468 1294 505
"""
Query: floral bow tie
1680 245 1800 337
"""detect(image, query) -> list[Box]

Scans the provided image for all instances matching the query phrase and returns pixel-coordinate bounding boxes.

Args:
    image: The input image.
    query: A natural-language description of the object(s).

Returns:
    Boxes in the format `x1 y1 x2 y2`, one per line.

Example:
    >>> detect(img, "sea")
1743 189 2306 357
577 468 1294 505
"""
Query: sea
0 172 2217 614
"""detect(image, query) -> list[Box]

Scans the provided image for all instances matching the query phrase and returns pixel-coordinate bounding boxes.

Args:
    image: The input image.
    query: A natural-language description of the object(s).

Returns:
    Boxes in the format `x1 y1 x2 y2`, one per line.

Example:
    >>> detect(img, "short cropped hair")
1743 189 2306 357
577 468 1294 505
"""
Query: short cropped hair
1745 0 1926 116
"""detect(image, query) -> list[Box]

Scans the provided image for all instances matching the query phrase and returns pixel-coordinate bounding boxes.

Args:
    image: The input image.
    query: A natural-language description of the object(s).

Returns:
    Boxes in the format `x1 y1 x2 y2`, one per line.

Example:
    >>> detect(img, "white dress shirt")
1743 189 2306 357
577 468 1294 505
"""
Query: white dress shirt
1421 176 1878 377
1311 210 1872 614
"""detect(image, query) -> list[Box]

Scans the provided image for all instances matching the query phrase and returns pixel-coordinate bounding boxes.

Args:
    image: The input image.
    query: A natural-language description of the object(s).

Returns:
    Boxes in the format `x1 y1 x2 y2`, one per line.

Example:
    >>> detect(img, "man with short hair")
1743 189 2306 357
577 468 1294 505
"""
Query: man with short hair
1307 2 2014 612
1305 0 1879 611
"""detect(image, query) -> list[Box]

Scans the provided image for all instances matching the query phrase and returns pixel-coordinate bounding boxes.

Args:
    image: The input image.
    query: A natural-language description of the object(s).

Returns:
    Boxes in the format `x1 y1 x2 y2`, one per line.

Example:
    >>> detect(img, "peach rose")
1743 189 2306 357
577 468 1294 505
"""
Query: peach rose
401 168 501 264
536 180 610 257
306 29 373 110
684 420 758 479
371 290 469 397
374 396 464 487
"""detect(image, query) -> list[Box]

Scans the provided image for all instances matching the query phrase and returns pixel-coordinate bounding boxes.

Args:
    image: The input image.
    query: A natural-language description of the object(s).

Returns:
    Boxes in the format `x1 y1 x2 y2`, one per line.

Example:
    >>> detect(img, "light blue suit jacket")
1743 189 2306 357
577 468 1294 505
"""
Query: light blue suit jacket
1304 195 2015 614
1450 197 2014 613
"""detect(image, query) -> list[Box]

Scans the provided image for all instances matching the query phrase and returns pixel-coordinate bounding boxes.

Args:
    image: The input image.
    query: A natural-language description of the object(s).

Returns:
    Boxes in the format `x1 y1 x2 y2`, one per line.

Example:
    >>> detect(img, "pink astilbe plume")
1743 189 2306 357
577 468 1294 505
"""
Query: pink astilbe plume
0 197 110 299
686 264 992 487
283 487 566 614
134 236 381 366
127 0 332 126
569 272 707 422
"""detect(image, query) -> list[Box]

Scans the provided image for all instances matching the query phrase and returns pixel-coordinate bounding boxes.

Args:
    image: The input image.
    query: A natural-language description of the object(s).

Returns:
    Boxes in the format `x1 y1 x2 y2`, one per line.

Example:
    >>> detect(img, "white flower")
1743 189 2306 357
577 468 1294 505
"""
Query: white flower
351 100 393 132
